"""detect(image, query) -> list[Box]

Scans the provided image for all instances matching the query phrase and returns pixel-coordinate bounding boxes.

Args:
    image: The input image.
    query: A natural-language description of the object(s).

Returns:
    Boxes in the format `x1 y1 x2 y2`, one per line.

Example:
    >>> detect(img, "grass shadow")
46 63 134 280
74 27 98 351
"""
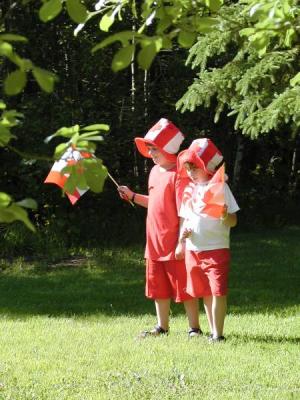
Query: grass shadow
0 247 151 318
227 333 300 344
0 226 299 318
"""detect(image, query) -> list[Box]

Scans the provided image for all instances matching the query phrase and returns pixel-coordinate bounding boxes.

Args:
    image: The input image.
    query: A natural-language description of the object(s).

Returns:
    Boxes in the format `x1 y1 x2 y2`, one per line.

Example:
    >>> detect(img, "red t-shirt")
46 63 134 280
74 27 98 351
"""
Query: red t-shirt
145 164 188 261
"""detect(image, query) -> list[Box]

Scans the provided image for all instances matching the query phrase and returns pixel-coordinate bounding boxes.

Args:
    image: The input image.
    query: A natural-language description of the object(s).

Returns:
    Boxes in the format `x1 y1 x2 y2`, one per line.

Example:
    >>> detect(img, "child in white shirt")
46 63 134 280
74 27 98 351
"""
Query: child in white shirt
175 138 239 342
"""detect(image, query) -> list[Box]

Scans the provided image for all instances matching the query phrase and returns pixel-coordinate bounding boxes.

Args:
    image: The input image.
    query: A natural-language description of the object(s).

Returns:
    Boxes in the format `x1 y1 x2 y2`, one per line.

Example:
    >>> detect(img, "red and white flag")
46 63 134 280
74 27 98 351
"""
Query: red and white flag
44 147 91 205
202 164 225 218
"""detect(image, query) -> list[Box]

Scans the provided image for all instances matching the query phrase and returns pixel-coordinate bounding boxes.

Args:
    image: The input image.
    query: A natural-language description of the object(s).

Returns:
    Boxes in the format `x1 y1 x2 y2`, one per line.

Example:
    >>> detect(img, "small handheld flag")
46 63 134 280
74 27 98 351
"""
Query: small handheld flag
44 146 134 207
44 147 91 205
201 164 225 218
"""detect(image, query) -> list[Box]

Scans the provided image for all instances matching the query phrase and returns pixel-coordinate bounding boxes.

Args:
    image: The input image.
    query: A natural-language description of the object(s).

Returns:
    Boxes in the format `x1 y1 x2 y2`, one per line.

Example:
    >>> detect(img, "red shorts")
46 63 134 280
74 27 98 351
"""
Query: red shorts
185 249 230 297
145 259 192 303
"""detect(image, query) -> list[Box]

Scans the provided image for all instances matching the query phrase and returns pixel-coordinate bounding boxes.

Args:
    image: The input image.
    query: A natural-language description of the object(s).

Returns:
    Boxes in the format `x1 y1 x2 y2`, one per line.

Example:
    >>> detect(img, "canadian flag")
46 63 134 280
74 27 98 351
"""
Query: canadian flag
201 164 225 218
44 147 91 205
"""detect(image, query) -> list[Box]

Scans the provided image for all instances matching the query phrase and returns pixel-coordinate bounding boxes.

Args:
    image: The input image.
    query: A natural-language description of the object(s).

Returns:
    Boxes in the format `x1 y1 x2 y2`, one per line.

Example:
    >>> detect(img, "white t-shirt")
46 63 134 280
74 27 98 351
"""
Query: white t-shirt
179 182 240 251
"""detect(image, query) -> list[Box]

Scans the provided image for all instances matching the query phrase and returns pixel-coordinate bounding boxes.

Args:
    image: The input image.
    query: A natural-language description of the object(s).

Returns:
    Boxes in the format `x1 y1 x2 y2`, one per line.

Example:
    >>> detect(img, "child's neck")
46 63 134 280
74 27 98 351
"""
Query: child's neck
159 162 176 171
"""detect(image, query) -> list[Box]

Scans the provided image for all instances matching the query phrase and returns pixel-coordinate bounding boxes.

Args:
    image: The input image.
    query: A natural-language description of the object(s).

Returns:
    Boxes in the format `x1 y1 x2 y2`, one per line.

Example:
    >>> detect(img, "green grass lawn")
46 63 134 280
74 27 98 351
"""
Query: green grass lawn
0 226 299 399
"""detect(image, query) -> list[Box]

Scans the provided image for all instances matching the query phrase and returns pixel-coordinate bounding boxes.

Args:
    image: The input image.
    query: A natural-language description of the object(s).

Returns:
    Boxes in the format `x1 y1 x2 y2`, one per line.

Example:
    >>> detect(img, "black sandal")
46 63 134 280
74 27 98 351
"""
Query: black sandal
208 335 226 343
188 328 203 338
139 325 169 338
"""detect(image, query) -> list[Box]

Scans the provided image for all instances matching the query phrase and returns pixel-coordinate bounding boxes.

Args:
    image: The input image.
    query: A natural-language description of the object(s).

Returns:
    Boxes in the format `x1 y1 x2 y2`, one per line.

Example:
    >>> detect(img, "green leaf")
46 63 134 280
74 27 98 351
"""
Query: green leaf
45 125 79 143
16 198 38 209
92 31 141 53
0 207 16 223
32 67 58 93
4 70 27 96
54 143 69 159
76 142 96 153
205 0 223 12
14 58 32 71
76 171 88 190
66 0 88 24
84 159 108 193
156 17 172 34
239 27 256 37
281 0 291 14
112 45 135 72
71 132 80 145
0 101 6 110
197 17 218 34
78 135 103 142
290 72 300 87
1 110 23 127
131 0 137 18
138 37 163 69
284 28 295 48
162 36 172 49
0 192 12 207
0 34 28 42
39 0 62 22
137 43 158 70
177 30 196 48
0 125 15 146
82 124 109 131
0 42 13 57
62 167 80 194
0 203 35 231
250 33 270 56
99 12 115 32
78 131 100 137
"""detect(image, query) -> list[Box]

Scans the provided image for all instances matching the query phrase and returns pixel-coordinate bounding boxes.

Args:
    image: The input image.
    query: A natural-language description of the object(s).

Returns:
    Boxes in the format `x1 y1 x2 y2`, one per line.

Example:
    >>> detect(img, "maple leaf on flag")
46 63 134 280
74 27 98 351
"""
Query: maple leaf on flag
44 146 92 205
201 164 225 218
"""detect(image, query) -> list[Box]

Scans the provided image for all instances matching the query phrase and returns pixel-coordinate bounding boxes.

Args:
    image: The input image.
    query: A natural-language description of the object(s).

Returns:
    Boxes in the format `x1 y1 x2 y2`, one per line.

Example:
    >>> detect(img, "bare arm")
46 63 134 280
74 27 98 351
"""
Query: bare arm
132 193 148 208
118 186 149 208
175 218 192 260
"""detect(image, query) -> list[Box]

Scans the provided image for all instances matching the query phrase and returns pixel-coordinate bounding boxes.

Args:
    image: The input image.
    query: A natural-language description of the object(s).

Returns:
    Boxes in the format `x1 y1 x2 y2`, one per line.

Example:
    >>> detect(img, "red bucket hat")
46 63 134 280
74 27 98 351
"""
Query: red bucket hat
177 138 223 177
134 118 184 162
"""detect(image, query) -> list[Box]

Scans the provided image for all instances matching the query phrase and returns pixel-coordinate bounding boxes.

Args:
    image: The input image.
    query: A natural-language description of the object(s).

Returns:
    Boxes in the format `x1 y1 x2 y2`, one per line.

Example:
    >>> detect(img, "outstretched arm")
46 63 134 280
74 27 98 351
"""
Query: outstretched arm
118 186 149 208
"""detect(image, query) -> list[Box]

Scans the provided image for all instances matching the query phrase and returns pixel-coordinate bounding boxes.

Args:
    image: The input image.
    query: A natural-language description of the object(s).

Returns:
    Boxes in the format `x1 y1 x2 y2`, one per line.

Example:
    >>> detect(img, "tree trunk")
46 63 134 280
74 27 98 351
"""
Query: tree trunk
290 131 299 192
232 133 244 190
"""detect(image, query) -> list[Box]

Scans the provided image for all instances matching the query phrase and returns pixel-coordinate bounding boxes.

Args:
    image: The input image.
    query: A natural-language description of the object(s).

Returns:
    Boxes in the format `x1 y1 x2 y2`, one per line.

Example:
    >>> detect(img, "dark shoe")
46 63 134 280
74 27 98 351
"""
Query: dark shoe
208 335 226 343
188 328 203 338
138 325 169 339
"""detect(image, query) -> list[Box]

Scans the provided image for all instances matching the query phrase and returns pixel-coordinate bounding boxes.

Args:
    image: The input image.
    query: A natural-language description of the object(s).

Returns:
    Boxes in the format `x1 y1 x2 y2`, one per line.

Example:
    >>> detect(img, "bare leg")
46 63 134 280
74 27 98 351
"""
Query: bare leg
155 299 171 331
212 295 227 337
183 298 200 329
203 296 213 334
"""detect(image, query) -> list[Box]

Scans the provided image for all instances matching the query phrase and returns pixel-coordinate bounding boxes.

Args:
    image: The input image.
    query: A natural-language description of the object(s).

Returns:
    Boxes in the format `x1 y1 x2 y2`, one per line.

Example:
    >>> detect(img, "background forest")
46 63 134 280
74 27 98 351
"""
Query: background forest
1 0 299 257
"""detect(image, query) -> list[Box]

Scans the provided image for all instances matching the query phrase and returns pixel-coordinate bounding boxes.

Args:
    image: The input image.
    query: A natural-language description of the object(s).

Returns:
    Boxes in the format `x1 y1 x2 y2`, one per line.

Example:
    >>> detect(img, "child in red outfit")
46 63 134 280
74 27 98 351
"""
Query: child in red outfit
175 138 239 342
118 119 200 337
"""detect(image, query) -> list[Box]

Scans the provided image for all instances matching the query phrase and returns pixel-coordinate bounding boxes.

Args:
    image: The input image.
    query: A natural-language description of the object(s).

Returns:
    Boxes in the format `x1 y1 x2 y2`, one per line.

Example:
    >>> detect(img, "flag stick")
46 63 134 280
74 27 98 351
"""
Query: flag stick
107 172 119 188
107 172 135 207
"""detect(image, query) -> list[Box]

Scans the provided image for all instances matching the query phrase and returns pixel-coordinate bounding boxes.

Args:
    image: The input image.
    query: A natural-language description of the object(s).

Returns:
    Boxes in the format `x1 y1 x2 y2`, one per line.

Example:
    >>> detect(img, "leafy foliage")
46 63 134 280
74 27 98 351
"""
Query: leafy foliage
0 0 299 240
0 5 110 230
0 33 59 95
